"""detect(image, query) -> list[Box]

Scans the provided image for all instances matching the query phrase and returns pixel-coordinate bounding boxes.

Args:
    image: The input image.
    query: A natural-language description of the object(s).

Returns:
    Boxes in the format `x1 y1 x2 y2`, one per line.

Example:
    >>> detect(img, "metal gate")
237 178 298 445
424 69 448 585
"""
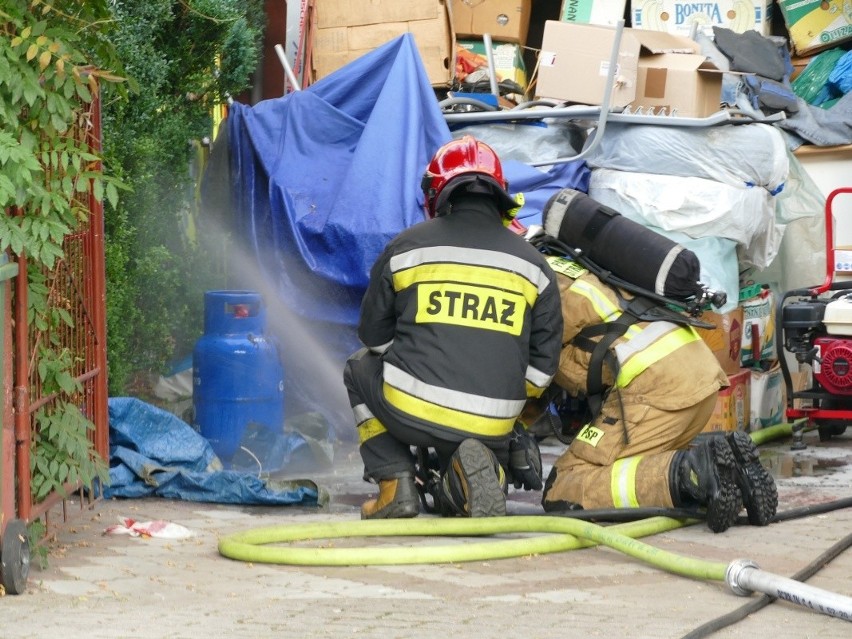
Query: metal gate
3 95 109 532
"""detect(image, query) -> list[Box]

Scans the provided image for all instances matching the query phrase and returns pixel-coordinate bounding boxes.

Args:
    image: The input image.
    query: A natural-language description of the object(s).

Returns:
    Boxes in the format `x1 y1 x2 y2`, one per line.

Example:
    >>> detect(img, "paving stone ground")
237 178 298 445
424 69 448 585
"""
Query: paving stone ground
2 428 851 639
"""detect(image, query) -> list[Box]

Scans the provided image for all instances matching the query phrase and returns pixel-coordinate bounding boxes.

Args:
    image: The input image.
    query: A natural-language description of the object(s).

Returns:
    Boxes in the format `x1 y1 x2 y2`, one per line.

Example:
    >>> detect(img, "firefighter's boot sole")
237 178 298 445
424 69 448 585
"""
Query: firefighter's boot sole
699 437 742 534
447 439 506 518
727 431 778 526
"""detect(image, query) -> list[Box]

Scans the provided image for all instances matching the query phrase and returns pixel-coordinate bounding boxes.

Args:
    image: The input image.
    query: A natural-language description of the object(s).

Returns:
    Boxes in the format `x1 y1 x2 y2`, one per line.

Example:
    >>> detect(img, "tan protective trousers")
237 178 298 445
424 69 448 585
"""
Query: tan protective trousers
543 391 718 509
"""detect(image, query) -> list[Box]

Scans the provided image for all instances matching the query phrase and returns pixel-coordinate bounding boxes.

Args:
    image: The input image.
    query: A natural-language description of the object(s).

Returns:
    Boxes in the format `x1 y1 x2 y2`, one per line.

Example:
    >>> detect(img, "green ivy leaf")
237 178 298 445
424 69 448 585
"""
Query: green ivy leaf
9 227 24 255
92 177 103 201
106 181 119 208
0 174 15 204
57 307 74 327
50 112 67 132
39 241 64 268
74 80 91 102
56 371 77 395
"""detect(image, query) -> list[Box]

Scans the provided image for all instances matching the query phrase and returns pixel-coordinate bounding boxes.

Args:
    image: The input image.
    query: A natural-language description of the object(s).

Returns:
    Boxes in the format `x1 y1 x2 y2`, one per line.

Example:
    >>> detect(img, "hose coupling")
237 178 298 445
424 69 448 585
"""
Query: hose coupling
725 558 760 596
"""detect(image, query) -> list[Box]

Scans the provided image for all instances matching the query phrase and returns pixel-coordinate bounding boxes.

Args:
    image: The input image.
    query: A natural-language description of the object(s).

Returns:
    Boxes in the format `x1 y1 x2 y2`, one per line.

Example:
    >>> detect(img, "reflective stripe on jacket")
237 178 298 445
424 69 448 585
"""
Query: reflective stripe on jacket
359 200 563 438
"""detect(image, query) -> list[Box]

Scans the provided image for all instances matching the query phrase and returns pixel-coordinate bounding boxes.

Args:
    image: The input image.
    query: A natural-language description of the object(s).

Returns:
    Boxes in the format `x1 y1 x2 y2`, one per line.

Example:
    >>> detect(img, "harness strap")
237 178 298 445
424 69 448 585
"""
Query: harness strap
572 314 635 418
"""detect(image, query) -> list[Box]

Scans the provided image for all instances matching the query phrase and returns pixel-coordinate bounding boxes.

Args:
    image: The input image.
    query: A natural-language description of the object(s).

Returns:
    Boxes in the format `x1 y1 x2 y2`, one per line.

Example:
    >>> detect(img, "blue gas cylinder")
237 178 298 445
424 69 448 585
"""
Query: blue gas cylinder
192 291 284 464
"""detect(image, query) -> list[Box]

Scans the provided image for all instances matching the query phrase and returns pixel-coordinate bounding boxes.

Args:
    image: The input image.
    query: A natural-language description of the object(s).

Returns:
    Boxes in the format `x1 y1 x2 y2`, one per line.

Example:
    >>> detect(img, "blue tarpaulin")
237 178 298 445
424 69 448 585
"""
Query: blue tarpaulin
105 397 321 505
228 34 451 328
218 34 590 435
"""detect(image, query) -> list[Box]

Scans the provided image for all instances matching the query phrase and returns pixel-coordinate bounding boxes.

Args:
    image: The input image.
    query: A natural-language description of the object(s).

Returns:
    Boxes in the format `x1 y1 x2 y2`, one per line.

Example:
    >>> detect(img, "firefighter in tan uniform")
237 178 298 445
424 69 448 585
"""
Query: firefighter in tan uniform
537 192 778 533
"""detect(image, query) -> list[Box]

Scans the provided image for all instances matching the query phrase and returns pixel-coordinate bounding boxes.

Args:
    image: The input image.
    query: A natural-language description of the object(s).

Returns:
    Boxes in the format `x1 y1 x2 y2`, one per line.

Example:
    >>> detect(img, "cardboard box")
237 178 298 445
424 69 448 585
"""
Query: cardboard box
560 0 627 26
696 306 744 376
457 39 527 90
312 0 453 85
452 0 532 44
778 0 852 56
749 361 785 431
631 1 773 37
316 0 440 29
740 288 776 367
703 368 750 433
790 368 811 411
536 21 723 118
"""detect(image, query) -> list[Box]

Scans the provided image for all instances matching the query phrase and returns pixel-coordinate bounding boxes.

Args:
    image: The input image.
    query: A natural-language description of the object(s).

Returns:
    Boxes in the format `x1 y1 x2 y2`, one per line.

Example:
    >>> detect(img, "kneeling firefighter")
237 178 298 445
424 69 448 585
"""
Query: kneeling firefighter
535 189 778 533
343 136 563 520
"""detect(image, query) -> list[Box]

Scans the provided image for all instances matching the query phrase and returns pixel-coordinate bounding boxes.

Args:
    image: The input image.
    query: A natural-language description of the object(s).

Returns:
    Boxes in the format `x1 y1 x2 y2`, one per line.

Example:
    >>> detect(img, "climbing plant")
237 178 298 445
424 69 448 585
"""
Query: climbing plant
101 0 266 395
1 0 265 507
0 0 126 501
0 0 124 265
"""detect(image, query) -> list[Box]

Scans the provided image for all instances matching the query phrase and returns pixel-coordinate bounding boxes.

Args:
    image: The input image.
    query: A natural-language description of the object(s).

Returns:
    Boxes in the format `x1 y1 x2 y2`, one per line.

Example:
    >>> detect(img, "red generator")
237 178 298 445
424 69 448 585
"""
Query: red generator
778 187 852 447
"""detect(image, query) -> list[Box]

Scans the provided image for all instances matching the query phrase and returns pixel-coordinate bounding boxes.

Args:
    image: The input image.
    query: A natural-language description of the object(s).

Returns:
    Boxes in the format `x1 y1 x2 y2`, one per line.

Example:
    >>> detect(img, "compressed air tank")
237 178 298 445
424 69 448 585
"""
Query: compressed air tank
542 188 703 301
192 290 284 465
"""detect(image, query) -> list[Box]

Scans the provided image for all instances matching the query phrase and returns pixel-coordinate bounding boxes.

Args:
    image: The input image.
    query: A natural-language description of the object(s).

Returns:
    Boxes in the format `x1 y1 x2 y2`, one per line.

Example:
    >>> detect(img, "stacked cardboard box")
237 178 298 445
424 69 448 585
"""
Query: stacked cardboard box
696 305 749 433
630 1 774 37
777 0 852 56
704 368 751 433
452 0 532 94
697 285 786 433
452 0 532 44
696 306 744 377
456 39 527 90
559 0 627 27
311 0 454 85
739 285 785 432
536 21 724 118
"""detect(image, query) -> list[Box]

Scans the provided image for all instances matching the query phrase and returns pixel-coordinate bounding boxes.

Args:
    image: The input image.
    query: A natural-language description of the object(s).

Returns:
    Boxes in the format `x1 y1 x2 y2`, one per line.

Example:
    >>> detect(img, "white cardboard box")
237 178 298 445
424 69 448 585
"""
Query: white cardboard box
630 1 773 37
560 0 627 26
750 362 785 431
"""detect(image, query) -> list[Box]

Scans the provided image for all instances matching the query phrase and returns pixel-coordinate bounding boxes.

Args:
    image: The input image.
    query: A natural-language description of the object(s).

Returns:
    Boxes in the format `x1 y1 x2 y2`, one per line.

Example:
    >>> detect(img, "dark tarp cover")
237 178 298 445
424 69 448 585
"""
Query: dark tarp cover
212 34 590 436
105 397 322 506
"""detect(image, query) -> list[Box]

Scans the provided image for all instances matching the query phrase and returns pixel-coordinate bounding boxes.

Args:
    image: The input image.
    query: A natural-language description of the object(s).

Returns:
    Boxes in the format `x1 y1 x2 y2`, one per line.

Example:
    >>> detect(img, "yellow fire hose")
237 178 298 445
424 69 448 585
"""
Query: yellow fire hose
219 514 704 570
218 423 852 622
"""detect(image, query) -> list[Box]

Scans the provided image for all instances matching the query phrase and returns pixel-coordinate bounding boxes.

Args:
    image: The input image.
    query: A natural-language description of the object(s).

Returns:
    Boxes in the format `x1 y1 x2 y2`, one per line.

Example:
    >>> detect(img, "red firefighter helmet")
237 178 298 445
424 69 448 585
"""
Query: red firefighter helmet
421 135 518 220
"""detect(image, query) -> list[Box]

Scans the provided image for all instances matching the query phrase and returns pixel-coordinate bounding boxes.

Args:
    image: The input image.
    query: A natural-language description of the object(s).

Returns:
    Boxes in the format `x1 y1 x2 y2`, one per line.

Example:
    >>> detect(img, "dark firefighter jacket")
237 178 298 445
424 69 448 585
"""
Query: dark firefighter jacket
358 197 563 439
545 255 728 410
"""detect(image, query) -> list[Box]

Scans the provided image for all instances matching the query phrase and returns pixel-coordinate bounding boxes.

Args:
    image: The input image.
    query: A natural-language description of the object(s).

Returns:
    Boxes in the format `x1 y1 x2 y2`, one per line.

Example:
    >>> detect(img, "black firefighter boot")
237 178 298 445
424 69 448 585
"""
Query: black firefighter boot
726 431 778 526
441 439 507 518
361 472 420 520
670 436 742 533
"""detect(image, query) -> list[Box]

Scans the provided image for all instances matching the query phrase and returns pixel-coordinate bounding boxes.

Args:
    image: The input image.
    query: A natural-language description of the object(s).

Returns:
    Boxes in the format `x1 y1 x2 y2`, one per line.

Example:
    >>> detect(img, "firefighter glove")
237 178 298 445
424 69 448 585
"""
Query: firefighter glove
508 422 543 491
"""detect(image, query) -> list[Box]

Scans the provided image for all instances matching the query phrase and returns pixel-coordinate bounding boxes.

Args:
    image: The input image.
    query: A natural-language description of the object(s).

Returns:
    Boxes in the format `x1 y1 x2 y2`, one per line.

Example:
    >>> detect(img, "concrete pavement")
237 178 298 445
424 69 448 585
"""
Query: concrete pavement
2 427 851 639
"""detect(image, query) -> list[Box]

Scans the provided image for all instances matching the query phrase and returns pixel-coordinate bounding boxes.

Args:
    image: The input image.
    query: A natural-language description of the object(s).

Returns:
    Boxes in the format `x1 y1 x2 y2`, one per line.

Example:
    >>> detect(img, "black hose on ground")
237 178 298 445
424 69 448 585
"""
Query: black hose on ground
546 496 852 526
545 506 705 522
736 495 852 525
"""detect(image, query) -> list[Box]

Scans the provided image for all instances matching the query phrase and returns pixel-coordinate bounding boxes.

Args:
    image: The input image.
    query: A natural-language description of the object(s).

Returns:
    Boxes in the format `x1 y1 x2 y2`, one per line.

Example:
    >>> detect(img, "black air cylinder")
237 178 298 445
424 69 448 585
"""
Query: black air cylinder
542 188 703 301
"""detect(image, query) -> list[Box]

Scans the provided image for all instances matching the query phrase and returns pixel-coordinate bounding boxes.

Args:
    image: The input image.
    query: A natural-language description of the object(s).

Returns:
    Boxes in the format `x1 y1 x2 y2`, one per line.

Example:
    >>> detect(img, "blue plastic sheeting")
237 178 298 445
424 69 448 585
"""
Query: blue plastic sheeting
228 34 451 328
500 159 590 229
221 34 590 436
105 397 320 506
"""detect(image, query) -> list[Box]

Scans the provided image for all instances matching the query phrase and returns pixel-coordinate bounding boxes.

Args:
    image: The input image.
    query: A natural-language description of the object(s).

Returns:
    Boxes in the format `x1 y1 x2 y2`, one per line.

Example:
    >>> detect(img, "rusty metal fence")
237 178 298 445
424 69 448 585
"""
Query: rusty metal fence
2 95 109 533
